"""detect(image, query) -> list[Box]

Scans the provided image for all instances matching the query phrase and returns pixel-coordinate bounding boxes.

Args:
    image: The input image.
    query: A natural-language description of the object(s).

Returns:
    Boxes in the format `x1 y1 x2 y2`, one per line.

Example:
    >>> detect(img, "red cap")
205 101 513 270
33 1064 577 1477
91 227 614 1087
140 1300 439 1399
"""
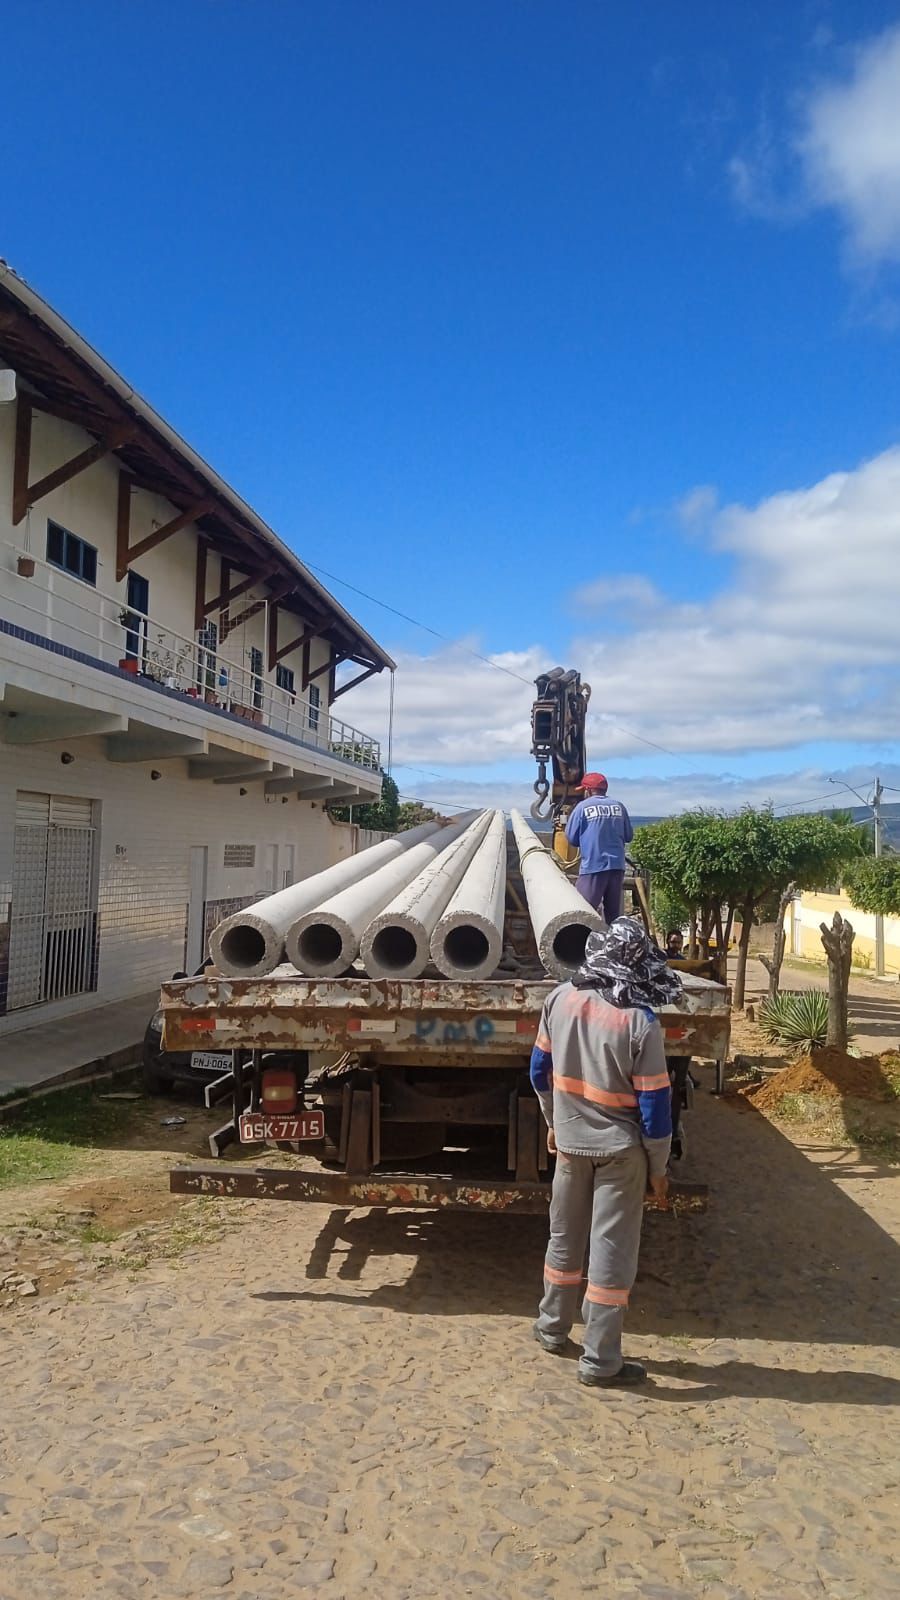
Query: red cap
582 772 607 790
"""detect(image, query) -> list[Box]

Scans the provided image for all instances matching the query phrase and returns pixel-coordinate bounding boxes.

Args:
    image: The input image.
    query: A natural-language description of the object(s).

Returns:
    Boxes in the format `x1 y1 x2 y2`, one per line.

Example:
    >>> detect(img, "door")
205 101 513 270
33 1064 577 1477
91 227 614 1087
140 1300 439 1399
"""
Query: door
7 792 98 1010
186 846 208 973
281 844 295 889
263 845 278 896
124 571 149 664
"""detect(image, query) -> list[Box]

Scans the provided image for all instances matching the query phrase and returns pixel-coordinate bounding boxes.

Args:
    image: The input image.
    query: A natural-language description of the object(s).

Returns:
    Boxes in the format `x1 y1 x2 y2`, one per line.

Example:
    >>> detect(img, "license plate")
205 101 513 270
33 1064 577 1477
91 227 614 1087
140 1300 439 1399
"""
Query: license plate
238 1110 325 1144
190 1051 233 1072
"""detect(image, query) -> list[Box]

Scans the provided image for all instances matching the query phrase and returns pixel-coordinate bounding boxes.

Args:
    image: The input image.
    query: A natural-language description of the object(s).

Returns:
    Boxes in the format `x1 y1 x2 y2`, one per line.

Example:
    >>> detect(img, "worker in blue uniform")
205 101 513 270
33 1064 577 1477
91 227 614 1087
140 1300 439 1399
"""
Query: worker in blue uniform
565 773 633 924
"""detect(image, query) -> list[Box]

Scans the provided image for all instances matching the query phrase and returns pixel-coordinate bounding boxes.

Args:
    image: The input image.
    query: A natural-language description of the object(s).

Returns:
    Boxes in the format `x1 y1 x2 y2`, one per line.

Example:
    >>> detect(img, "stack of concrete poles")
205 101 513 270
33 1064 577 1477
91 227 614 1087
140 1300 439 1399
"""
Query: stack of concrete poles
430 809 507 980
286 813 486 979
360 811 494 979
509 809 603 980
210 817 462 978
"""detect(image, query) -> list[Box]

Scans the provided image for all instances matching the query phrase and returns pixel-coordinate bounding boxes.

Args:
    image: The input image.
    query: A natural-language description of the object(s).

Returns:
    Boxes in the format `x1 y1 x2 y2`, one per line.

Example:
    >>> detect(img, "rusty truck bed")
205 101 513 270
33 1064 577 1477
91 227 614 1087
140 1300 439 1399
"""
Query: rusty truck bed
160 967 732 1068
164 967 729 1213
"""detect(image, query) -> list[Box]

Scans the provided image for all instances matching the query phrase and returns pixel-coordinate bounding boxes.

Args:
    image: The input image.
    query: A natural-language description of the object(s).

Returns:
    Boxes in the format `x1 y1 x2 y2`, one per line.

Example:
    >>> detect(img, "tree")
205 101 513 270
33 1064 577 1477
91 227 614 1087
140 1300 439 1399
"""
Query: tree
845 856 900 917
820 911 855 1050
633 808 862 1009
329 772 400 833
759 882 796 999
395 799 443 832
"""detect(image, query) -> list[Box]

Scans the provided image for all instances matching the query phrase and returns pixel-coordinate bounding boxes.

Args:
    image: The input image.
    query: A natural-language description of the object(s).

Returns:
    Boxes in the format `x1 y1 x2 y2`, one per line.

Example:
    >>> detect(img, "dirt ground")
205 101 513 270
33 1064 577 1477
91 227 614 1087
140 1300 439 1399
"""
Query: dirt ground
0 1060 898 1600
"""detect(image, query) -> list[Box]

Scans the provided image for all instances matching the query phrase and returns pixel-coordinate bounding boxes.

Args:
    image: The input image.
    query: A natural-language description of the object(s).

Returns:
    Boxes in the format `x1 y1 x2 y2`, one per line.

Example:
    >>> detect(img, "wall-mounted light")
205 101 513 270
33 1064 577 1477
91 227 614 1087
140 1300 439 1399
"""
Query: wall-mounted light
150 770 161 781
60 751 74 765
239 787 247 796
281 795 288 803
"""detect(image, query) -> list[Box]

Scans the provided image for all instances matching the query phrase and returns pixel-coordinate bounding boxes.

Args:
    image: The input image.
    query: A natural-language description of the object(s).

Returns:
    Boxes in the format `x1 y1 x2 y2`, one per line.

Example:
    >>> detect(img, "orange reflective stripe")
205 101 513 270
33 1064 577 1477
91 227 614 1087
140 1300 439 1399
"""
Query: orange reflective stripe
553 1074 637 1109
543 1264 584 1286
535 1032 551 1051
586 1283 630 1307
633 1072 670 1091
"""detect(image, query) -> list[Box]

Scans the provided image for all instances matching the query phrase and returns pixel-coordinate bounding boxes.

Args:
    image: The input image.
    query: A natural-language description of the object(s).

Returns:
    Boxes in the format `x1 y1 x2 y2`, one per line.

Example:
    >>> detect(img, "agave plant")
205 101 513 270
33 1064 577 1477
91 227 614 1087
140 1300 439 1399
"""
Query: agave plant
759 989 829 1053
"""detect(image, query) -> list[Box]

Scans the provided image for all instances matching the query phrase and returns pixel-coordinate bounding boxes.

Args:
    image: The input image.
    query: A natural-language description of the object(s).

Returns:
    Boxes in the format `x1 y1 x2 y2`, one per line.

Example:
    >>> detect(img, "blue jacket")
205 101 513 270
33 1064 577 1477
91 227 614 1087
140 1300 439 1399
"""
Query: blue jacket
565 796 633 872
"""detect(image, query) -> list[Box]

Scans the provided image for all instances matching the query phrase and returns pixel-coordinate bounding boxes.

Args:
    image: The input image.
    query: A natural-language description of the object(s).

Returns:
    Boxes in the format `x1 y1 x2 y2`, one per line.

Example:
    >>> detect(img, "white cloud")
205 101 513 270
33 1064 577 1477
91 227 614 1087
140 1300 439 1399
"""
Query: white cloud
799 25 900 263
675 483 718 527
395 765 900 821
339 445 900 799
730 25 900 267
571 575 661 611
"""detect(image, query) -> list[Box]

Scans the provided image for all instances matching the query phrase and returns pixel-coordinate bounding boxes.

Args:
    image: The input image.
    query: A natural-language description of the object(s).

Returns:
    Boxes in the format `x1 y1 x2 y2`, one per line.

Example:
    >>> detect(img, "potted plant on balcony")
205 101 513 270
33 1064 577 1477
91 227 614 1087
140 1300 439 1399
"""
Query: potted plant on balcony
16 554 35 578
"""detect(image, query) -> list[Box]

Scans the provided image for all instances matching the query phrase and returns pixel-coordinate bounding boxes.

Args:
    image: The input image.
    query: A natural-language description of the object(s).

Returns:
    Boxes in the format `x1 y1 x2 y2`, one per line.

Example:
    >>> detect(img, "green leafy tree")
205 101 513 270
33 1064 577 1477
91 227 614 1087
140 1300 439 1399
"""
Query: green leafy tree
396 799 443 832
845 856 900 916
633 808 862 1009
329 772 400 833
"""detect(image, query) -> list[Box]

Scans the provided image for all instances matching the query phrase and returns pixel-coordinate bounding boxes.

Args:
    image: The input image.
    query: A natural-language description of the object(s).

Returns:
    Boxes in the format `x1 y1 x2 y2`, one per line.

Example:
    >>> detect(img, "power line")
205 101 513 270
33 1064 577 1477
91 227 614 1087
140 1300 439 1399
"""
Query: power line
307 556 694 767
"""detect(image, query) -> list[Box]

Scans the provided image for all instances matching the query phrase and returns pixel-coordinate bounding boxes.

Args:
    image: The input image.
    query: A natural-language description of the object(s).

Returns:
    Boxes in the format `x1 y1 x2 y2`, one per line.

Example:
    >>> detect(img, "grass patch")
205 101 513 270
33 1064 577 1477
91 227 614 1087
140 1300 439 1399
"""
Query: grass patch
0 1082 144 1190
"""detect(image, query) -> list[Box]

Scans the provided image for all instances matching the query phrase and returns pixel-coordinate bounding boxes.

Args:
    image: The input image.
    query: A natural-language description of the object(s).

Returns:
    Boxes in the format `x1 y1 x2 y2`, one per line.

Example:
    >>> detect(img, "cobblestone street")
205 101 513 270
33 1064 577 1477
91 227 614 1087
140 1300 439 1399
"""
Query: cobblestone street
1 1073 898 1600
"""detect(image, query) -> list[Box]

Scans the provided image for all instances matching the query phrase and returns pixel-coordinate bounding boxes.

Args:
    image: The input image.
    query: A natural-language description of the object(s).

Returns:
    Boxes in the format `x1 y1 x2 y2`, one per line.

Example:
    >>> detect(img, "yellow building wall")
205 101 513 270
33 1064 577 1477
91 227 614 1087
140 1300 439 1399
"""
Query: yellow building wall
789 890 900 975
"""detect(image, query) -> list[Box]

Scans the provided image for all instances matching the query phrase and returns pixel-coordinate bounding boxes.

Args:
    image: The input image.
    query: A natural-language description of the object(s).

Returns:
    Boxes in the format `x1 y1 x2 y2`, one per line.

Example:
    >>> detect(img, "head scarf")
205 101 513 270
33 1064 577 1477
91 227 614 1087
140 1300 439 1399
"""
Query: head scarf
572 917 683 1010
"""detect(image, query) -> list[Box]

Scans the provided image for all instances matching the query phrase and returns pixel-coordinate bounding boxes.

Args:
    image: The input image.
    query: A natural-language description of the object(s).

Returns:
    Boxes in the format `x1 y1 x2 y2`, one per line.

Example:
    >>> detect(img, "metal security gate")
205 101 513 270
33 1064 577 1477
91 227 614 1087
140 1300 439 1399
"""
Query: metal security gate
7 792 99 1011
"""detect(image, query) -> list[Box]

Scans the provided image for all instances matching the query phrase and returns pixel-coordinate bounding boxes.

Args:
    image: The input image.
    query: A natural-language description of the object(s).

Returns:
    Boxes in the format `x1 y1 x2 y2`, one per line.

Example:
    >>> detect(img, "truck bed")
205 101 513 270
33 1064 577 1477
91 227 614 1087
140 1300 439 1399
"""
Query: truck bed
160 966 731 1067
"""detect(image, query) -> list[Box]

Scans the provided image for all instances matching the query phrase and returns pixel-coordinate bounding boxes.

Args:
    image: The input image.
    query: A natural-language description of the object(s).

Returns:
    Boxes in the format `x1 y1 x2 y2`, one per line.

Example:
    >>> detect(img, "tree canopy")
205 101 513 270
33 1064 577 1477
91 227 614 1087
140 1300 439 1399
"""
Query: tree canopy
631 807 862 1007
845 856 900 917
396 799 443 832
329 772 400 833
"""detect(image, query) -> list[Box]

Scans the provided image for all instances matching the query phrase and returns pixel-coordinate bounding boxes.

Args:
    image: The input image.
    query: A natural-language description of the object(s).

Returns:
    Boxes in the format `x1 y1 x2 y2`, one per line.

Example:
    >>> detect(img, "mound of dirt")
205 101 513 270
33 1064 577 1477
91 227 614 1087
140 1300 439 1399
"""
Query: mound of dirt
749 1048 896 1111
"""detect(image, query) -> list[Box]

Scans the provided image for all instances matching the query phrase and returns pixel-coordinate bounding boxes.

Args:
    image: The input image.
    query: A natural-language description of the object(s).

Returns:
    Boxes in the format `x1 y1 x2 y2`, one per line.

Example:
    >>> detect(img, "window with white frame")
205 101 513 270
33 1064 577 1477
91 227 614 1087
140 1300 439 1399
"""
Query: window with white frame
308 682 321 732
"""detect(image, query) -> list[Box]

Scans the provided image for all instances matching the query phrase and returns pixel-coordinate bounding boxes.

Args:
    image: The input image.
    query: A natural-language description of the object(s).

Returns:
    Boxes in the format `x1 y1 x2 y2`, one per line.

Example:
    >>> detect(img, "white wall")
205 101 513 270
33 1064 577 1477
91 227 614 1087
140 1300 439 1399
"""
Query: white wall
0 396 338 711
0 738 354 1034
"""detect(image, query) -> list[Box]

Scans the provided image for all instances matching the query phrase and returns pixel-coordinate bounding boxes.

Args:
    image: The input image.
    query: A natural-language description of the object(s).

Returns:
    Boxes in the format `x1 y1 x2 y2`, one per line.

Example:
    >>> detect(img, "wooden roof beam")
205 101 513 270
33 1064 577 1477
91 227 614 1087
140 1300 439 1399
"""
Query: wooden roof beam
13 397 134 525
116 471 212 581
332 663 381 700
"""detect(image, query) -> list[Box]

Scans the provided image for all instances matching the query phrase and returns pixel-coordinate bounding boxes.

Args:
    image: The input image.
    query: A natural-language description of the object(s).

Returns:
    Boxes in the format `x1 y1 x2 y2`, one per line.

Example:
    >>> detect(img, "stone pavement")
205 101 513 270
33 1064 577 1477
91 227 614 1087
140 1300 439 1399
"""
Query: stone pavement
0 989 156 1099
1 1075 899 1599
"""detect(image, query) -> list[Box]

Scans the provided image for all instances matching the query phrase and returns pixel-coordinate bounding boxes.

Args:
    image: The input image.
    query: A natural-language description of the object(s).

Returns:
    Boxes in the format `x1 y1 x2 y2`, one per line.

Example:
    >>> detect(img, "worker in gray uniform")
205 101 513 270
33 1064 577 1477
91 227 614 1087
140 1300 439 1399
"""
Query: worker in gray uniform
529 919 682 1387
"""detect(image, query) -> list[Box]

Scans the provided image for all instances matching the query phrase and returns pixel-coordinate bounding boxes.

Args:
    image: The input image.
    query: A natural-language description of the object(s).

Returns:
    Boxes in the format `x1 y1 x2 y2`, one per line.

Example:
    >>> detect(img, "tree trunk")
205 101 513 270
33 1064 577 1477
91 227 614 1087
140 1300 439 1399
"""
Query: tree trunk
688 910 698 959
820 911 855 1050
759 882 795 999
733 896 755 1010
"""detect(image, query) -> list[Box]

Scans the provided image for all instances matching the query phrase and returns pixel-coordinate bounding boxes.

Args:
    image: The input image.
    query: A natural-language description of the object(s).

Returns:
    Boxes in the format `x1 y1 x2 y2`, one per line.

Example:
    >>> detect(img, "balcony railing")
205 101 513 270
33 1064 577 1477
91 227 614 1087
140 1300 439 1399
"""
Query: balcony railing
3 554 382 772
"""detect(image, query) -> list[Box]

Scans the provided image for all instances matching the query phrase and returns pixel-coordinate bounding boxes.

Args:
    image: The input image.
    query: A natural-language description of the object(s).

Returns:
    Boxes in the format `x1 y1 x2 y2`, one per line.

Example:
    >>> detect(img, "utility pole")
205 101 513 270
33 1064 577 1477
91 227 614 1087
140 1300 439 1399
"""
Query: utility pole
873 776 885 977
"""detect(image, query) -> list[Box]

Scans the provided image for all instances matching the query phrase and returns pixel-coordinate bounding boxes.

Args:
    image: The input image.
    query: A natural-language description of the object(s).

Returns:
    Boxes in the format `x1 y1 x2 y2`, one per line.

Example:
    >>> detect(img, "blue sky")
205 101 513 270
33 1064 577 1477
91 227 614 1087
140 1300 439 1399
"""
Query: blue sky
4 2 900 814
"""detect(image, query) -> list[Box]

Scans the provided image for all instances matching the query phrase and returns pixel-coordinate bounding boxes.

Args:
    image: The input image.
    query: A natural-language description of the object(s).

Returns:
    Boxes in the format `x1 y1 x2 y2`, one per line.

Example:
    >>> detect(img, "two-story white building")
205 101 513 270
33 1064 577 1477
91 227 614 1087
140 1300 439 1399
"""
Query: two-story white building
0 263 393 1036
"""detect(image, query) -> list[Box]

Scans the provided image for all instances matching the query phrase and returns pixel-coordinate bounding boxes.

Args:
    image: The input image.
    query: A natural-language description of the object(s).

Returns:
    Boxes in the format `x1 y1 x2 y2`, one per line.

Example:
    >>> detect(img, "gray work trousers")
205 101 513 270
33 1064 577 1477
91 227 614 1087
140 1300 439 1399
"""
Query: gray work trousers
536 1144 647 1377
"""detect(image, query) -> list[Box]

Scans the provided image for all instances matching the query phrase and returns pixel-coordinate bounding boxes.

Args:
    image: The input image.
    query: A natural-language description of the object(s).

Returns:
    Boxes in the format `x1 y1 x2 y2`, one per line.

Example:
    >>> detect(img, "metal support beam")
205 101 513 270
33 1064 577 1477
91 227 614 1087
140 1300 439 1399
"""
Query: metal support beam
168 1164 708 1212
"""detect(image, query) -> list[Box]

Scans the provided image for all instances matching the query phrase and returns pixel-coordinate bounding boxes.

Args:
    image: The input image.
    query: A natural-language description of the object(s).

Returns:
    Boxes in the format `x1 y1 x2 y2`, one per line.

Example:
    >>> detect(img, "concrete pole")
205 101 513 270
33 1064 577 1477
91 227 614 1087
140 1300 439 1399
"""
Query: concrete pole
874 776 885 978
211 818 453 977
431 810 507 980
509 809 602 980
287 814 484 978
361 812 493 979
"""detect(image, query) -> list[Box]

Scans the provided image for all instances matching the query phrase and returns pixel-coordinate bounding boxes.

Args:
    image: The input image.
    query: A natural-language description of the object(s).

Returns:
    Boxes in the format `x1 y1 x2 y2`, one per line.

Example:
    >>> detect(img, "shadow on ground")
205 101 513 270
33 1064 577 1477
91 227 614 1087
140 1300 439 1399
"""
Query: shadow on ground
252 1085 900 1356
